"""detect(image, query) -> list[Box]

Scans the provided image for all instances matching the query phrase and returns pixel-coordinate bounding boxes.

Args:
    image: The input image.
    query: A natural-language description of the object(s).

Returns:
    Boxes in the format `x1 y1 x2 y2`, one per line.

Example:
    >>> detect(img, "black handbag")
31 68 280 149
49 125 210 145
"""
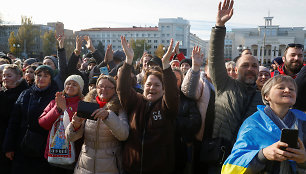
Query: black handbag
20 127 46 158
77 101 100 120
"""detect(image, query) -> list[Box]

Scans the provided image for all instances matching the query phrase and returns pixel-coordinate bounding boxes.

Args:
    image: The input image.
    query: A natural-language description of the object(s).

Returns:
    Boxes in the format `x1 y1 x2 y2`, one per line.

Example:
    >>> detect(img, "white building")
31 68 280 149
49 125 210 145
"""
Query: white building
76 17 207 58
227 16 306 64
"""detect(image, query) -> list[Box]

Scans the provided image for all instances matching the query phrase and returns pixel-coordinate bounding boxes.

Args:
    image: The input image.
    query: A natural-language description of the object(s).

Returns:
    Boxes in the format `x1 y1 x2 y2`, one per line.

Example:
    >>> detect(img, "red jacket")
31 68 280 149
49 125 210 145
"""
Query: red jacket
38 96 81 159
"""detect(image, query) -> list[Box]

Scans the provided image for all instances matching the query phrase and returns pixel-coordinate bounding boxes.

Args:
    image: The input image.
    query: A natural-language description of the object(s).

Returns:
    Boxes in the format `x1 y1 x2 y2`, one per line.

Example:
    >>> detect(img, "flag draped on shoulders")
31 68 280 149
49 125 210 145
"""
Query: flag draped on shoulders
221 105 306 174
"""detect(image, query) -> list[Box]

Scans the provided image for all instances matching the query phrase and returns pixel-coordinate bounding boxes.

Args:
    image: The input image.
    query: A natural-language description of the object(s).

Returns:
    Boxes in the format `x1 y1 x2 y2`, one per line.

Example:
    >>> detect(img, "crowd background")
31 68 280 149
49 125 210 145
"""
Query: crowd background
0 0 306 174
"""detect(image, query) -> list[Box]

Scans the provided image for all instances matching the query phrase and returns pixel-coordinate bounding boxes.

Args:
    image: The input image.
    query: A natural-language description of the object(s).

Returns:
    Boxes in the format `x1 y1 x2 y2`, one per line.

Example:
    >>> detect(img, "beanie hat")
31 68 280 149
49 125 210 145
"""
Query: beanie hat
272 57 283 65
259 66 270 74
113 50 126 62
35 65 55 78
24 58 38 66
64 75 84 92
44 56 58 69
89 76 98 85
88 58 96 65
180 59 192 67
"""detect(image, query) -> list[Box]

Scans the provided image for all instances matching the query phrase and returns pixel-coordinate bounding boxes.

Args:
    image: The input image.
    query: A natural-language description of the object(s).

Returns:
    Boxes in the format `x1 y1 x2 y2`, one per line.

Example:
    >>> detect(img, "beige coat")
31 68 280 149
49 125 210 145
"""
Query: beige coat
65 90 129 174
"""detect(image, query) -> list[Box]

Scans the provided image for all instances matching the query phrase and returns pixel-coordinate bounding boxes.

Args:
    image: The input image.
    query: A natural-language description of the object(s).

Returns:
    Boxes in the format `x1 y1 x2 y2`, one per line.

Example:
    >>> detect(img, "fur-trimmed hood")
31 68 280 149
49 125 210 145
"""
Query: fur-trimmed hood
83 89 121 115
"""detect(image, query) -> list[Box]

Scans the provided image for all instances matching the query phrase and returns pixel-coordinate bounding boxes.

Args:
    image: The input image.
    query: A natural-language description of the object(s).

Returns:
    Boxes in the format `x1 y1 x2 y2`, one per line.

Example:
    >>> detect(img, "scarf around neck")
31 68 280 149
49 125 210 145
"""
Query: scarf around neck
96 96 108 108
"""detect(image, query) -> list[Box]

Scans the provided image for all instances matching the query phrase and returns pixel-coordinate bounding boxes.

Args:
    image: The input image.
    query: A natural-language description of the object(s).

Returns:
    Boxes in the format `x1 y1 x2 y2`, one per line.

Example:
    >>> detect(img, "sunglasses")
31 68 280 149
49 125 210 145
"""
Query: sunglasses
286 43 304 50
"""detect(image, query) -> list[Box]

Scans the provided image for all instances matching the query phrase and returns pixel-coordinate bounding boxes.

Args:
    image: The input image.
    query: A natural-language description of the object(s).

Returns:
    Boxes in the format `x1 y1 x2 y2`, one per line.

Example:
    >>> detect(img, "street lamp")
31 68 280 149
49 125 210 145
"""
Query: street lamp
13 43 21 57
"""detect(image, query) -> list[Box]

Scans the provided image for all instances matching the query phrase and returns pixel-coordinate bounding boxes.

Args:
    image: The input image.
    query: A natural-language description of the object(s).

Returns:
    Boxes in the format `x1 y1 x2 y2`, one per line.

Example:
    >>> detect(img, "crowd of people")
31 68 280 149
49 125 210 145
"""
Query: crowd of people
0 0 306 174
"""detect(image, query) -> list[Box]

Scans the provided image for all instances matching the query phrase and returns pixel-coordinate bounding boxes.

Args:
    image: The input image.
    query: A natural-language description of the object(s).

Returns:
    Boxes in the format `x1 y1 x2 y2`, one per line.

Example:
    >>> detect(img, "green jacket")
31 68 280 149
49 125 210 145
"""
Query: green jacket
208 27 263 157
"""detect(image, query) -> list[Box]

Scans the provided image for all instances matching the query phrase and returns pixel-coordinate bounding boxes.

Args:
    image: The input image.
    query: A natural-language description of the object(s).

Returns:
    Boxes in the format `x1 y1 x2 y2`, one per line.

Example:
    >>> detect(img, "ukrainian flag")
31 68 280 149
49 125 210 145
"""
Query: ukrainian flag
221 105 306 174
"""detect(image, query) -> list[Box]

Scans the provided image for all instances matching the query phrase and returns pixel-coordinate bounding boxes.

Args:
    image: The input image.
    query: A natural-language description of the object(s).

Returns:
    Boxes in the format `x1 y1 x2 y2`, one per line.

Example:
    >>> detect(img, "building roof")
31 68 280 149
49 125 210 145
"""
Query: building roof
80 26 159 32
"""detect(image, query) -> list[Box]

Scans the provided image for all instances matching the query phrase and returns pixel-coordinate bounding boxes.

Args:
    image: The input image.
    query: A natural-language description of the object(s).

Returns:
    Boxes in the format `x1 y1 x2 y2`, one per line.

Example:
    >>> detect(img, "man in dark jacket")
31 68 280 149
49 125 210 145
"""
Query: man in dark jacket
207 0 263 172
295 65 306 111
271 44 304 79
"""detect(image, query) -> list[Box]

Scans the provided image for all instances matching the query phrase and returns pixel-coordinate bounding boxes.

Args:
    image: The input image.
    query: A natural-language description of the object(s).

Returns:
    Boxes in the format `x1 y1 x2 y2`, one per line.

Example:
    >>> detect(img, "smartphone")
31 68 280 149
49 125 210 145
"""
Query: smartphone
280 128 298 150
77 101 99 120
99 66 109 75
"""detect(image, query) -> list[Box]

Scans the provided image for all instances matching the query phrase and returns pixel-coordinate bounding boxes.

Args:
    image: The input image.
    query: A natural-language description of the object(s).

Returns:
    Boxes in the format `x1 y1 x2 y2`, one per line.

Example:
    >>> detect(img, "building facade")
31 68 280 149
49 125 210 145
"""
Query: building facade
0 23 73 58
76 17 206 58
227 16 306 65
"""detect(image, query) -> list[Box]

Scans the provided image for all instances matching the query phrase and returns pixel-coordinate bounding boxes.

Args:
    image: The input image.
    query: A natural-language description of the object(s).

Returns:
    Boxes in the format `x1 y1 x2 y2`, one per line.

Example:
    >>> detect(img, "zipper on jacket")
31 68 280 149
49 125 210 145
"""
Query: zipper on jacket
94 119 101 174
140 128 146 174
140 102 152 174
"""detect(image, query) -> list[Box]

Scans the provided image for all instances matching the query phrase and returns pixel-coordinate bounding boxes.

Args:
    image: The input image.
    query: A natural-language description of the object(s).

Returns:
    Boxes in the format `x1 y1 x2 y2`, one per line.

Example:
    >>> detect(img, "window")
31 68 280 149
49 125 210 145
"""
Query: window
148 34 151 37
154 45 158 49
113 46 116 49
253 49 257 56
161 34 165 37
167 34 170 37
113 40 116 42
167 40 170 43
162 40 165 43
154 40 158 43
148 40 152 43
142 34 145 37
136 34 139 37
154 34 157 37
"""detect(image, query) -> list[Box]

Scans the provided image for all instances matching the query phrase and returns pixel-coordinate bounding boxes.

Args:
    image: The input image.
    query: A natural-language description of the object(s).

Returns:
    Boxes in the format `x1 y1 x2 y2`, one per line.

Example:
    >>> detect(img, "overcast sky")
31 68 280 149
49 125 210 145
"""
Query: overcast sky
2 0 306 40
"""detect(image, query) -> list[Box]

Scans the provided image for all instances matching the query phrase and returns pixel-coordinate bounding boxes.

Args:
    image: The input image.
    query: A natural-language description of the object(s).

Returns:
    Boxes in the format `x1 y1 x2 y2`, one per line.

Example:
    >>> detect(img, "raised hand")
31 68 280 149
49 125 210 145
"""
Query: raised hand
55 34 65 49
55 92 67 111
121 36 134 65
75 35 83 55
191 46 204 72
162 39 179 69
84 35 95 52
216 0 234 27
174 41 180 55
104 44 113 63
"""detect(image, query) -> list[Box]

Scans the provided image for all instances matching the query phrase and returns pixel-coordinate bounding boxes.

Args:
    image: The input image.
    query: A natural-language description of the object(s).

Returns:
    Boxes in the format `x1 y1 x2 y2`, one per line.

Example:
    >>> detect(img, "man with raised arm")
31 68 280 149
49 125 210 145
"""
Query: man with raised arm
207 0 263 171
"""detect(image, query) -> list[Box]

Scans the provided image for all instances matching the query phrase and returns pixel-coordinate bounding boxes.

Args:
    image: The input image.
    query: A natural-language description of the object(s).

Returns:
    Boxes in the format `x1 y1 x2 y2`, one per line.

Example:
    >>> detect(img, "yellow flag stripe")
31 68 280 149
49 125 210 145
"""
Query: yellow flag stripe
221 164 247 174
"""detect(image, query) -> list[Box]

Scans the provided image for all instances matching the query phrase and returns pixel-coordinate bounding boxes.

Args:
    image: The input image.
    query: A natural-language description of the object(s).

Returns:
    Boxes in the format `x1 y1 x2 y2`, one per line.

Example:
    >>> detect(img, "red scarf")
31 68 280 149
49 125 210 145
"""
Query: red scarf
96 96 108 108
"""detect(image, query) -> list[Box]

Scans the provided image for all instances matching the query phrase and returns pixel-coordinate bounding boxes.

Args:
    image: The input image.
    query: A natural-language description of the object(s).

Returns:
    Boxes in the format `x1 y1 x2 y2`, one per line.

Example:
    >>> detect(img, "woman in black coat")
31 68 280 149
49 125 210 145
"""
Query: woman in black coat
3 65 58 174
0 64 28 174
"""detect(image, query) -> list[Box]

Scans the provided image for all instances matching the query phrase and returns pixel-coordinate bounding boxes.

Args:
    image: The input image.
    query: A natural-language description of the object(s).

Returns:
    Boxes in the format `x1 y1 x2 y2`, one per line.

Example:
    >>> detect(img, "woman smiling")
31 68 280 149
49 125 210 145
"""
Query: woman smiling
117 36 179 174
222 75 306 173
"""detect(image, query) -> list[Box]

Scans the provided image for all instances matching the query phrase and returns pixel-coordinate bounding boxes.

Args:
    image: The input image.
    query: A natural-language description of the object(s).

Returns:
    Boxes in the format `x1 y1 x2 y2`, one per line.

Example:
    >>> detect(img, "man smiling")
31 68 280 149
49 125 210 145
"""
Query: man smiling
271 44 304 79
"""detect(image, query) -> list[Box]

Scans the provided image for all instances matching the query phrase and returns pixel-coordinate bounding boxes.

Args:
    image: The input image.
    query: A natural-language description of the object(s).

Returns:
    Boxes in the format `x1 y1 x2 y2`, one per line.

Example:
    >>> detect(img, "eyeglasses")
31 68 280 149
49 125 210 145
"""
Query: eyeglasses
98 85 115 90
286 43 304 50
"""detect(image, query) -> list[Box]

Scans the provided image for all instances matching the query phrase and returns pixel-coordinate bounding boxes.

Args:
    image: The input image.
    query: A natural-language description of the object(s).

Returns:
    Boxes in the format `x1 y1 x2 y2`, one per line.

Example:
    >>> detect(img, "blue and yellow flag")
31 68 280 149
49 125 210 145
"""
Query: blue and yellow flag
221 105 306 174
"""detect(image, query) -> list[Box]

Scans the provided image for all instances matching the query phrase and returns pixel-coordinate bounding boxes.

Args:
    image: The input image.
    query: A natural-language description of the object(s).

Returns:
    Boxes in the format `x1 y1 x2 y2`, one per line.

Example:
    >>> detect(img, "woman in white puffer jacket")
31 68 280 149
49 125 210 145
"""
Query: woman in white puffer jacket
65 75 129 174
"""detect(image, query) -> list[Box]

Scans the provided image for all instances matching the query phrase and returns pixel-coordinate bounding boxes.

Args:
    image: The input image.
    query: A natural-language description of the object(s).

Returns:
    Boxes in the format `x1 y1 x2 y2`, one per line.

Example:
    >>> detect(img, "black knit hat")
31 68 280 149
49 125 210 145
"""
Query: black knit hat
180 59 192 67
148 56 162 68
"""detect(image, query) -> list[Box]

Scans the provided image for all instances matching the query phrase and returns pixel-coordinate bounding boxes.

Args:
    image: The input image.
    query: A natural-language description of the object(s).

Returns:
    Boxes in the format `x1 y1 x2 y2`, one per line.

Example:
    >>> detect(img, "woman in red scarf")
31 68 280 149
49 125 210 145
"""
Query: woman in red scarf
66 75 129 174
